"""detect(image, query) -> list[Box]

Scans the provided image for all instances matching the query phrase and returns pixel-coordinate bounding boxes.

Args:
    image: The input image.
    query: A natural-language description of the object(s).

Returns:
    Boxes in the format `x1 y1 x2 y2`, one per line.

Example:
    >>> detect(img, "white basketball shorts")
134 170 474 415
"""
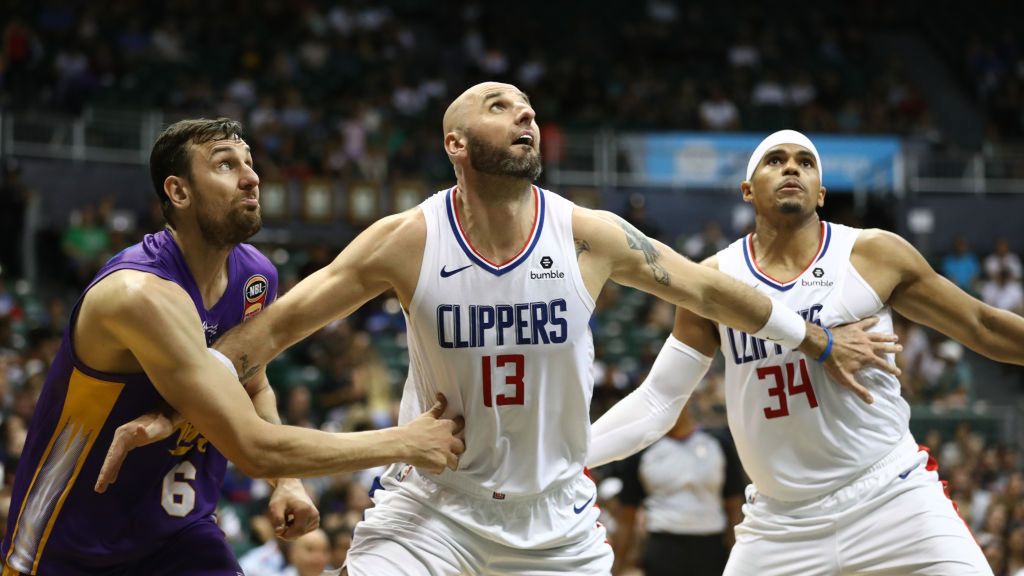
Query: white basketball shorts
340 464 613 576
724 434 992 576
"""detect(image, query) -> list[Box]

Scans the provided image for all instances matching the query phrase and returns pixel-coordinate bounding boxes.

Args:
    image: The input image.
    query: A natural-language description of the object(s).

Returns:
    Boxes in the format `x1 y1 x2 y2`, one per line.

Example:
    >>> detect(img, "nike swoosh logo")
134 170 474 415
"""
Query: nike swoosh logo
573 494 595 514
440 264 472 278
898 463 919 480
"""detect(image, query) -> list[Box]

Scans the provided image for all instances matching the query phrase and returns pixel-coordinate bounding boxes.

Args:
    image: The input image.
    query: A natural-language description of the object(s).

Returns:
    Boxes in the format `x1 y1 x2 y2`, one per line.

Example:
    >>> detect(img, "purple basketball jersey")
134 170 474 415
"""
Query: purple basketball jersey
1 230 277 574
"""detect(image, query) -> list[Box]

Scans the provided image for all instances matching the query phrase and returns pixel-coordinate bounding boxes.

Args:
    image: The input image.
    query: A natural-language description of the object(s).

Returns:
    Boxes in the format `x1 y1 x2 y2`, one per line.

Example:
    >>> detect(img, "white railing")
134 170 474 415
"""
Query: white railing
5 110 1024 194
2 109 163 165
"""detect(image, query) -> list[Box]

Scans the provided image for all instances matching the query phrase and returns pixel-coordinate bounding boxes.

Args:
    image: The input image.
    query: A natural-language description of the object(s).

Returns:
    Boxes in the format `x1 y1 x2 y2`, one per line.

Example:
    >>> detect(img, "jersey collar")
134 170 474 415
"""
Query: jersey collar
445 185 546 277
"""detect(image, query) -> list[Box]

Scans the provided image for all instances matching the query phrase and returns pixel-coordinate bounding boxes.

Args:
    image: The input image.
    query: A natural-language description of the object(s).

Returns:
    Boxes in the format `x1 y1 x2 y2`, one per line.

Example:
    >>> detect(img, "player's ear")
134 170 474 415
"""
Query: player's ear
445 131 466 160
817 186 827 208
740 181 754 204
164 175 191 210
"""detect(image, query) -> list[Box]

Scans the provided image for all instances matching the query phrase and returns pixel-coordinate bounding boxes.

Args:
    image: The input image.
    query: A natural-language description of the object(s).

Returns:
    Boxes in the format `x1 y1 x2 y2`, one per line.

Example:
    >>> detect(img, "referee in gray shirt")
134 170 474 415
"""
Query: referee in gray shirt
611 404 746 576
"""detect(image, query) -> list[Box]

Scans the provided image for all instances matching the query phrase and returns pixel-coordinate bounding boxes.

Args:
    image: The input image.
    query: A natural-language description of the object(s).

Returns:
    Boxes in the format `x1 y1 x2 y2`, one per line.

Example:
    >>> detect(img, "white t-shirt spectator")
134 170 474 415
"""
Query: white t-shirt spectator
699 98 739 130
984 252 1022 280
981 278 1024 313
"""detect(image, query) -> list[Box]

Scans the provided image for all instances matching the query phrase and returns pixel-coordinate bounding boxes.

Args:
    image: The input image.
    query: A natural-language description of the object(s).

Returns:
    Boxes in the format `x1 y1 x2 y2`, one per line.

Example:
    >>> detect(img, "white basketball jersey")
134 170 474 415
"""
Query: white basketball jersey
716 222 911 502
400 186 596 497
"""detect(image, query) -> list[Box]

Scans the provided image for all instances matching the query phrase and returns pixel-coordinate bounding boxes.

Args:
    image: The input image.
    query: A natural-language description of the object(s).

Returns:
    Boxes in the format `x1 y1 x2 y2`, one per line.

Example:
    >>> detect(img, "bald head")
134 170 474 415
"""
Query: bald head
443 82 530 135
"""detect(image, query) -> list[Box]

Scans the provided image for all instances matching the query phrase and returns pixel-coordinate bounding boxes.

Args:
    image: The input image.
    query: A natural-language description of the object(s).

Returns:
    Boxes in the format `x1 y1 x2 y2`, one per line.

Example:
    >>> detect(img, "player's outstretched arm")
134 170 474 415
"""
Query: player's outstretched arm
88 270 463 482
575 208 900 403
213 210 424 381
587 258 720 468
858 230 1024 365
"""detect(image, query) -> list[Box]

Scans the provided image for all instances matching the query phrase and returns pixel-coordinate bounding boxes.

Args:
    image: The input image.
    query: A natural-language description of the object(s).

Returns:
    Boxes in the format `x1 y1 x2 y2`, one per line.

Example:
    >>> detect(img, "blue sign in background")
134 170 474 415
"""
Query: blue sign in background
620 133 902 191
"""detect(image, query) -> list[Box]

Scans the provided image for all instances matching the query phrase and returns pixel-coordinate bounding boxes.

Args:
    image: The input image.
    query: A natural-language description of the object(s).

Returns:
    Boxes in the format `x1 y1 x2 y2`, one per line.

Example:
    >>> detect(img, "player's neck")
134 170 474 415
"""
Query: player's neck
454 175 536 262
751 214 822 271
168 226 232 307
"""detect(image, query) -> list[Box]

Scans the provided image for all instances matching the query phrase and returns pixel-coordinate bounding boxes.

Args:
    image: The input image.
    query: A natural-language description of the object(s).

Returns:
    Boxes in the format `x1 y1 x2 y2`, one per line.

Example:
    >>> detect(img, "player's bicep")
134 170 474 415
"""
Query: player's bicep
582 209 701 300
883 235 986 340
101 277 262 462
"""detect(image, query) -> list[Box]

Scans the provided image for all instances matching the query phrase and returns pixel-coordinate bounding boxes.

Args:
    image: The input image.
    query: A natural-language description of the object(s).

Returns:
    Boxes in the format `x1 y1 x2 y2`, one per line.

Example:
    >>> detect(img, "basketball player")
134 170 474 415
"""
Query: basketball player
590 130 1018 574
98 87 896 575
0 119 465 576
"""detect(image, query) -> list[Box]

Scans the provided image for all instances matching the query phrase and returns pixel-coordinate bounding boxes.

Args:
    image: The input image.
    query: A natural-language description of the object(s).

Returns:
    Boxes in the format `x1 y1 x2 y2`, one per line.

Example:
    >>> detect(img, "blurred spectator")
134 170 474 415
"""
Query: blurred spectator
941 236 981 293
984 238 1022 280
625 194 662 241
699 85 740 131
980 268 1024 315
610 404 745 576
62 205 111 286
0 159 30 279
238 535 287 576
283 528 330 576
683 220 729 262
919 340 973 409
327 525 354 571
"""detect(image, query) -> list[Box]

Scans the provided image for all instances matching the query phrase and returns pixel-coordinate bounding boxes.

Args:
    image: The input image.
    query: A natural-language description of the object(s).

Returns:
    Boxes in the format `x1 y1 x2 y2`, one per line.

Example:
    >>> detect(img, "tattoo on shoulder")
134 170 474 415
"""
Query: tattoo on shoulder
575 239 591 259
239 353 262 383
614 215 670 286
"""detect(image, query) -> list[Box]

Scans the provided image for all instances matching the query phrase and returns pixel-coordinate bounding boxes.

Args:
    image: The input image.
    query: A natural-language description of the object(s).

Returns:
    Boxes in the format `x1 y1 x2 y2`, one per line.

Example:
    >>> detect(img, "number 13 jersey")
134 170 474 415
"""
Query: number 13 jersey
715 222 910 502
402 186 595 497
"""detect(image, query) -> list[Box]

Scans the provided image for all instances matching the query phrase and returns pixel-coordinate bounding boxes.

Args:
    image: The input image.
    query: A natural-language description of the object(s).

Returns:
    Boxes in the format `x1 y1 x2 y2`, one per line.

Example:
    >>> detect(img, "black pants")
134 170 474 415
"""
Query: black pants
643 532 728 576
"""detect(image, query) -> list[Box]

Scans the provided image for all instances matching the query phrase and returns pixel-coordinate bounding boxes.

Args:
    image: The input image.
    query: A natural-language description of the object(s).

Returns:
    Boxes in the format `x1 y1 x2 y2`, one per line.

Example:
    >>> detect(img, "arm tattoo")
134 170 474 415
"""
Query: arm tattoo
239 353 262 383
575 239 591 259
615 216 670 286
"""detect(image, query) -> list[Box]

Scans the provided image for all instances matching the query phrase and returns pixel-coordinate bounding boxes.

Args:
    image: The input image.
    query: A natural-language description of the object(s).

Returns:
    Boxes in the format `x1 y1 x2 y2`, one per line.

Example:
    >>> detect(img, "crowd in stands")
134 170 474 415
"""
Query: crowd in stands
2 1 1024 573
2 0 972 192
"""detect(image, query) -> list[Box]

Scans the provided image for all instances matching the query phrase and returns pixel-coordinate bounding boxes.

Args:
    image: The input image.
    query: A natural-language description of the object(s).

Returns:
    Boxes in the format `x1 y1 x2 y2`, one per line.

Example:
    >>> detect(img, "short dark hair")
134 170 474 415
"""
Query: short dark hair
149 118 243 227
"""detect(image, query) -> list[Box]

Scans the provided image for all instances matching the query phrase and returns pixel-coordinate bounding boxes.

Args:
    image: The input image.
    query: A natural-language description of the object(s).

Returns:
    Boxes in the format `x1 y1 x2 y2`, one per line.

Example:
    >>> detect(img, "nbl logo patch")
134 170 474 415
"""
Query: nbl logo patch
243 274 269 320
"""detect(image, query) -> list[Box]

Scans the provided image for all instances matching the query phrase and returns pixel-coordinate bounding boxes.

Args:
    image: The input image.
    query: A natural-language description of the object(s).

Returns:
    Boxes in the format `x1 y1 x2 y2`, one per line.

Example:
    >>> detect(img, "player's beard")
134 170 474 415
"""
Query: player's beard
466 131 543 181
193 187 262 247
778 199 804 214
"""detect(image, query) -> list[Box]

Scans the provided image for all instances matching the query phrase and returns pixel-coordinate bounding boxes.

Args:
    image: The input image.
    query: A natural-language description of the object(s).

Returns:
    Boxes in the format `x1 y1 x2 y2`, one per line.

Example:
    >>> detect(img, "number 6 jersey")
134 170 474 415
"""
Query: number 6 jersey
401 186 596 497
2 230 277 574
716 221 910 503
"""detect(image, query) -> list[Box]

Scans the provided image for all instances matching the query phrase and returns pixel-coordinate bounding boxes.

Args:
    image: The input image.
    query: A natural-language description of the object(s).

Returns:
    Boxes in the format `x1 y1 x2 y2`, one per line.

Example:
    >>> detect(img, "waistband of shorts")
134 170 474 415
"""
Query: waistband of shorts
401 464 591 502
753 433 920 511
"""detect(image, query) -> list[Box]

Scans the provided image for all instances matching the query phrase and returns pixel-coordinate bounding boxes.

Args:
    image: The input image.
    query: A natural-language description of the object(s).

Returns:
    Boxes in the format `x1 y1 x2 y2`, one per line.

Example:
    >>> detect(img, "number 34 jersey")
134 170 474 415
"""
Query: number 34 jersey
402 186 596 497
716 222 910 503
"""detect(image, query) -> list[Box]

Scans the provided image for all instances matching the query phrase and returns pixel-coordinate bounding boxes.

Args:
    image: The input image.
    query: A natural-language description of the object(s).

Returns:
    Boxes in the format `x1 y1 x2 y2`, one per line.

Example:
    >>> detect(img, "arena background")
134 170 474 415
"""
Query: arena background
1 1 1022 574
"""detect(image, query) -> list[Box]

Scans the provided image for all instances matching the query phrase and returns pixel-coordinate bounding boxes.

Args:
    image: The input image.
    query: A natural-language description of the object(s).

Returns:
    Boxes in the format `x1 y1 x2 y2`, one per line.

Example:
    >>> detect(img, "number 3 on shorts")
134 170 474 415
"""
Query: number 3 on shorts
161 461 197 517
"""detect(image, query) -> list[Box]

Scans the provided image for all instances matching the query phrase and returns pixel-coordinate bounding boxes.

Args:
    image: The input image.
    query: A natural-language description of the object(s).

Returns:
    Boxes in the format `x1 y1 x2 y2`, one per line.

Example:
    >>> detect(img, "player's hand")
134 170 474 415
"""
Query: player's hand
403 393 466 474
94 409 182 493
268 478 320 540
824 316 902 404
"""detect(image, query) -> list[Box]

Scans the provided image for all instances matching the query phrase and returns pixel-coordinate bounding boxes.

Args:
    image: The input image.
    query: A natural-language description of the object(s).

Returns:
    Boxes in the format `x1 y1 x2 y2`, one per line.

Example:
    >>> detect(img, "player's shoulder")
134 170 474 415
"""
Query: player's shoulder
570 206 629 240
852 228 917 261
360 206 428 259
84 269 192 321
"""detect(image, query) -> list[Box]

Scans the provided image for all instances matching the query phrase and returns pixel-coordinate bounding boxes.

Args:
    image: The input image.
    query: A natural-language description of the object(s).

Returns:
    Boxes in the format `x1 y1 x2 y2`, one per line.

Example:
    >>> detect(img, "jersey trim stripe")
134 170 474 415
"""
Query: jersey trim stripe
742 222 831 291
445 186 545 276
5 370 123 574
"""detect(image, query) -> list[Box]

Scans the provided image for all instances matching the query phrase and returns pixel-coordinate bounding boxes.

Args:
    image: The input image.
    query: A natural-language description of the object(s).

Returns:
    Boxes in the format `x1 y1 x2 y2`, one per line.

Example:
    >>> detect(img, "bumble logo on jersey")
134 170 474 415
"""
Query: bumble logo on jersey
529 255 566 280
